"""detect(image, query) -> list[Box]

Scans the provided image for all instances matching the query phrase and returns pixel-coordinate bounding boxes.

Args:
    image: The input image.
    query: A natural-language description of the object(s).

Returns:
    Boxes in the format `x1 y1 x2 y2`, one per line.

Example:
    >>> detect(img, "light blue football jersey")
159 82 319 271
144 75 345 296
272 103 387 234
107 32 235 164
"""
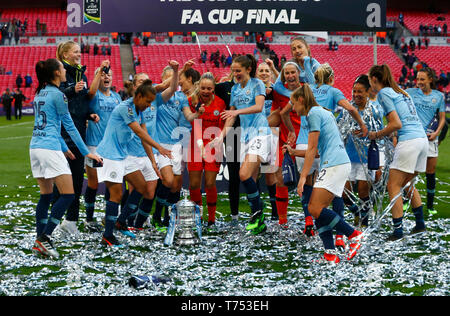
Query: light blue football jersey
96 98 144 161
29 84 89 156
155 91 190 145
377 88 426 142
230 77 270 142
311 83 346 113
296 116 309 145
406 88 445 132
127 93 162 157
307 106 350 169
86 90 122 147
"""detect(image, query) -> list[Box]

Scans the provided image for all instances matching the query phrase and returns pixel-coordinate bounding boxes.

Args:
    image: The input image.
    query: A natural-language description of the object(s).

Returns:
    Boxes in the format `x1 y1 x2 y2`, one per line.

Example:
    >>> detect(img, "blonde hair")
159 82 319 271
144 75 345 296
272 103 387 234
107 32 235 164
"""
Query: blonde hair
369 64 409 97
190 72 216 104
161 66 174 81
314 63 334 87
56 40 79 63
291 83 320 114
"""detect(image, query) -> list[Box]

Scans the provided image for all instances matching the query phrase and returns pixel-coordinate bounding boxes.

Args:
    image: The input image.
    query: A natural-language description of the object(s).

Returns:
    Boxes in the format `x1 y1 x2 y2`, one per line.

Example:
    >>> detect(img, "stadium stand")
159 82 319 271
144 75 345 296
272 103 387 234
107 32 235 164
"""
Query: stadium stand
410 46 450 74
133 44 257 84
0 45 123 103
0 7 98 36
134 44 404 99
388 10 449 36
1 8 68 36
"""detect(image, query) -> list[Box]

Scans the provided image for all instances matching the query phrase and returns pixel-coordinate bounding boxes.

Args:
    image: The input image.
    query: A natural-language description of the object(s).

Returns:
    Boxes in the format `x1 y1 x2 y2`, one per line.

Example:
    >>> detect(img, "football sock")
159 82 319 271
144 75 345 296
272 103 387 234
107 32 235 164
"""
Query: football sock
426 173 436 210
316 208 355 238
392 216 403 237
412 205 425 230
134 198 155 228
189 188 202 206
104 201 119 237
302 184 313 218
118 190 142 224
276 186 289 225
267 184 278 217
35 193 53 236
205 187 217 223
332 197 345 235
153 184 171 221
84 186 97 222
44 194 75 236
242 177 261 214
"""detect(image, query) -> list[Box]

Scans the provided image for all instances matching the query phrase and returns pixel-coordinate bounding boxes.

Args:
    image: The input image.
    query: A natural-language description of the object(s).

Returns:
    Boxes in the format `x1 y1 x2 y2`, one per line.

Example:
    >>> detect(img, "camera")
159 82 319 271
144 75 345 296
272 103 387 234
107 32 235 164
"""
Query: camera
102 66 110 74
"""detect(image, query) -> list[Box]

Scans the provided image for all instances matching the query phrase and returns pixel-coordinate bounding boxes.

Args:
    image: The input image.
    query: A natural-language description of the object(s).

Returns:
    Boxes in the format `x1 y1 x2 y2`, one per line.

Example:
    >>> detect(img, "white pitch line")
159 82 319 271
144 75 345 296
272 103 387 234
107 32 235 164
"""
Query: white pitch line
0 135 31 141
0 122 33 129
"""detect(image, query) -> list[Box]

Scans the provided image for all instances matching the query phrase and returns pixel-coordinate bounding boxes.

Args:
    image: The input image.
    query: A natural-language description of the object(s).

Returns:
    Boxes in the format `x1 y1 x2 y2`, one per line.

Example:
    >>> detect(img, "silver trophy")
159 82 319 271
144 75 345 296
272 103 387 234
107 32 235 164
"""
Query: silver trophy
164 189 202 246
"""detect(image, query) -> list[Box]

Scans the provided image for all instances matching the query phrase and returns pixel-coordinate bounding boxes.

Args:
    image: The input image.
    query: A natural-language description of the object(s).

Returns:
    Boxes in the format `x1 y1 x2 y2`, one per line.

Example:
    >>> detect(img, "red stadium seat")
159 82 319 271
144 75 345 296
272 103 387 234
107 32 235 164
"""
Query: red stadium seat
132 44 404 99
0 45 123 104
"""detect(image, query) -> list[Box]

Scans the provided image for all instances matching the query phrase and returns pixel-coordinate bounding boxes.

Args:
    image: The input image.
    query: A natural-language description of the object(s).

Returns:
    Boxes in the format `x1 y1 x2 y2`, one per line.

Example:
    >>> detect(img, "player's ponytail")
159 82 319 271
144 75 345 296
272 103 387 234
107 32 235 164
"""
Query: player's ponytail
292 83 320 114
35 58 61 94
314 63 334 87
369 64 409 97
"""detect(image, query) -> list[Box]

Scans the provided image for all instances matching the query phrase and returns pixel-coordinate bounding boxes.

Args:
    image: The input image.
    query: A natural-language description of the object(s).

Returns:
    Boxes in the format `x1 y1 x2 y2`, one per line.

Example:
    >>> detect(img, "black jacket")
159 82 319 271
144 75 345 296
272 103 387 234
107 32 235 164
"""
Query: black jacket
59 61 94 149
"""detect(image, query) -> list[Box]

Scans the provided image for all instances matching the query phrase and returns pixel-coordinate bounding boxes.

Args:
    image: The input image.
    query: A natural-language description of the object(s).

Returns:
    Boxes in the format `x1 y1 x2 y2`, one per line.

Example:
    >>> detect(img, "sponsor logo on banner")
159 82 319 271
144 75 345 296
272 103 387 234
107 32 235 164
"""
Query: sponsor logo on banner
84 0 101 25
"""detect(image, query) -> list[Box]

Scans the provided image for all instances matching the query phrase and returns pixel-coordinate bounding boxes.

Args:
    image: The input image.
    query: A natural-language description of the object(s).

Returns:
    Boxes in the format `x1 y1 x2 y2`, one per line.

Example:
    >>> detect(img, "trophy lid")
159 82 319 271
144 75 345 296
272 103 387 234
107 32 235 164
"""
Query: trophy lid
176 189 196 208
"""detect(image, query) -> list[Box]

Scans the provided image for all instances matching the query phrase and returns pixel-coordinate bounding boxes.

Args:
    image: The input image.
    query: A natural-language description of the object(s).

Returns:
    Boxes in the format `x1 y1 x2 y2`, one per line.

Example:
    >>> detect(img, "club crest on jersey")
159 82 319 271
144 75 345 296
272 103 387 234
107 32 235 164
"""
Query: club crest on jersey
63 94 68 104
432 98 437 104
246 89 251 95
127 107 134 117
214 110 220 116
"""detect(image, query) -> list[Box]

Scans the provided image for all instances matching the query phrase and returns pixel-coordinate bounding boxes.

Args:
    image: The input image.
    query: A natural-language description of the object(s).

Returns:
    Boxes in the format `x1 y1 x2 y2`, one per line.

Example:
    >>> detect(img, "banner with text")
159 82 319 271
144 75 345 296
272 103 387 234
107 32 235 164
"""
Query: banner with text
67 0 386 33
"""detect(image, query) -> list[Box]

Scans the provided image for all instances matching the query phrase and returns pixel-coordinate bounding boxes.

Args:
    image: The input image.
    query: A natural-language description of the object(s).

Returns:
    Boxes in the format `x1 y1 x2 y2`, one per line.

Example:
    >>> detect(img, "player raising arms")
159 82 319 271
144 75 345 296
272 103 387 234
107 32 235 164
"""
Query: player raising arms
150 62 193 231
96 77 172 247
406 68 446 215
83 65 122 232
291 84 363 263
368 65 428 241
30 58 102 258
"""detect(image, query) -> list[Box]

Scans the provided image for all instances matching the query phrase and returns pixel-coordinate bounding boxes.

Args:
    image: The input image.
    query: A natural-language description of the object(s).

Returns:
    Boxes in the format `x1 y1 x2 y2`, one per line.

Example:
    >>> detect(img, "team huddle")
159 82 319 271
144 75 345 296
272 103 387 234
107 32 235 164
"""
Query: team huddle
28 38 445 264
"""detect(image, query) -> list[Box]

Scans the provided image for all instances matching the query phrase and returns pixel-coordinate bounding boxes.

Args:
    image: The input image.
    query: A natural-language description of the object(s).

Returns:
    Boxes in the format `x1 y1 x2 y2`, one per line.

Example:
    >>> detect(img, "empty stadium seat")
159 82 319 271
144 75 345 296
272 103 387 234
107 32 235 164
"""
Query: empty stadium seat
0 45 123 104
133 44 404 99
387 10 449 36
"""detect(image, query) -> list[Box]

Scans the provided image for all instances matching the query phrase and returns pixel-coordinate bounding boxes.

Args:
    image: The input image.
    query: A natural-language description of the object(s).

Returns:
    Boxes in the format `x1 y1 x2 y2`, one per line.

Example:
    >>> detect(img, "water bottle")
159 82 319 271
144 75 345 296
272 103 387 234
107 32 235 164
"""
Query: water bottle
367 140 380 170
129 274 171 289
282 152 296 186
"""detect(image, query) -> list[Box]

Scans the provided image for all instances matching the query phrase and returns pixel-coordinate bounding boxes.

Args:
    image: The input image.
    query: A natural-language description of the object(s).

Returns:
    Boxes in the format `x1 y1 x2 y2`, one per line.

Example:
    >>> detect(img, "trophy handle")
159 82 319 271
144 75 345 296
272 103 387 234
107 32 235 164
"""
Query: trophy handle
164 204 178 246
194 205 202 241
